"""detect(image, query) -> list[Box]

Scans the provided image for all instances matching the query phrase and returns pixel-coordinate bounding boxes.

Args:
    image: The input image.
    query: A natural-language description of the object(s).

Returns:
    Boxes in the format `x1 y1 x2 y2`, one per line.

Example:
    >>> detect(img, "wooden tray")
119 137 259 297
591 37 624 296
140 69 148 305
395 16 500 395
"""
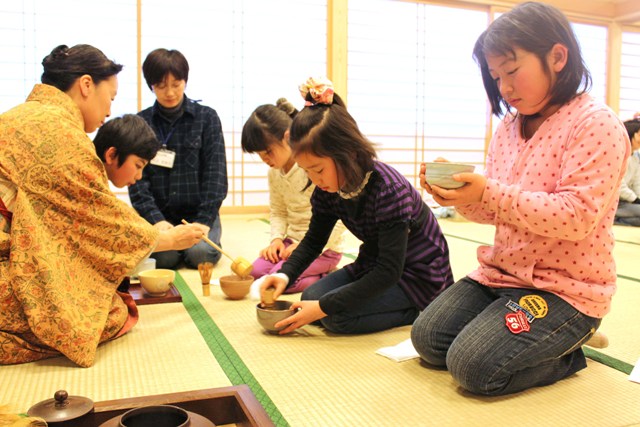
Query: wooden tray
69 385 274 427
127 281 182 305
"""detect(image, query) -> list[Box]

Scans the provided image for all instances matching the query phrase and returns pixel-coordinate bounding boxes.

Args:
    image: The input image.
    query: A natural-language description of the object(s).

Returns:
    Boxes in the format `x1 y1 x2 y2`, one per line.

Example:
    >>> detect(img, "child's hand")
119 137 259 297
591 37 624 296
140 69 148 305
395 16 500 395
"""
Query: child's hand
429 172 486 206
281 242 298 260
419 159 449 194
259 275 287 300
259 239 285 263
419 162 433 194
274 300 326 334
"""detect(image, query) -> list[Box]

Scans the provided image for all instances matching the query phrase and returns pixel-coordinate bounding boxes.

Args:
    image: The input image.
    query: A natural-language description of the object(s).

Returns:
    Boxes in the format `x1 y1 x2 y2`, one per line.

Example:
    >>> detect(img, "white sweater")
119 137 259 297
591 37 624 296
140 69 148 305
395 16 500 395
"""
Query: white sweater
268 163 345 253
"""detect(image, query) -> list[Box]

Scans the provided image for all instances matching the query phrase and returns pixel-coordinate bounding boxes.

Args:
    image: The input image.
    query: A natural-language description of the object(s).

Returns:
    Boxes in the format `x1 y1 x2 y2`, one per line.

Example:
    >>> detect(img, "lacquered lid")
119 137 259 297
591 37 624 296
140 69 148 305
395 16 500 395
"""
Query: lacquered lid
27 390 94 422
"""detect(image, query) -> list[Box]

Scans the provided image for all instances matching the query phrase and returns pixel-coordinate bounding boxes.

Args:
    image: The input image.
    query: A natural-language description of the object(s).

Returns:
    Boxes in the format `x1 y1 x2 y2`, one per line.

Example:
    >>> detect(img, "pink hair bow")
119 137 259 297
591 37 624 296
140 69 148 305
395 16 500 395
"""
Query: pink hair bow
299 77 334 106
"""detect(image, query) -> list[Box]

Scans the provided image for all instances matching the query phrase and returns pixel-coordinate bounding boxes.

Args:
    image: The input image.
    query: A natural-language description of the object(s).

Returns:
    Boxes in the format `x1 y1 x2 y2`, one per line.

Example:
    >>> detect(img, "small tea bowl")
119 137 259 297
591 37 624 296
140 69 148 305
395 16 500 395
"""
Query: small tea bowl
423 161 475 189
138 269 175 297
219 275 254 300
256 300 297 334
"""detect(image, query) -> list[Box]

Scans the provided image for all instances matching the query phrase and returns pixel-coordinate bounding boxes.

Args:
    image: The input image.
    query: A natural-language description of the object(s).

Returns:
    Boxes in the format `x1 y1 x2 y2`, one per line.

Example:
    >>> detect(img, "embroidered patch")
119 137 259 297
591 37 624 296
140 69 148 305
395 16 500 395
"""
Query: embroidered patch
505 300 535 323
505 311 530 334
519 295 548 319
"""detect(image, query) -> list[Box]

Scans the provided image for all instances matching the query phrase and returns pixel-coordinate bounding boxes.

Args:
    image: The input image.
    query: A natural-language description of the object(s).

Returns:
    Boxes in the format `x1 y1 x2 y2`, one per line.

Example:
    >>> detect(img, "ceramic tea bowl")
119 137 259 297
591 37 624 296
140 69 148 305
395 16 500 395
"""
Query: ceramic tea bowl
423 162 475 189
256 300 297 334
138 269 175 297
219 274 253 300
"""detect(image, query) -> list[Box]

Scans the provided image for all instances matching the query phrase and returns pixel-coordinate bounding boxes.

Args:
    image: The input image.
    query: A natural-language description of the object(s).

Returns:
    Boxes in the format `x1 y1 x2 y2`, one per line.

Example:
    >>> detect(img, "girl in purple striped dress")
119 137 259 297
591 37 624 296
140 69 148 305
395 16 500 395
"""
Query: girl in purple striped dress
256 77 453 334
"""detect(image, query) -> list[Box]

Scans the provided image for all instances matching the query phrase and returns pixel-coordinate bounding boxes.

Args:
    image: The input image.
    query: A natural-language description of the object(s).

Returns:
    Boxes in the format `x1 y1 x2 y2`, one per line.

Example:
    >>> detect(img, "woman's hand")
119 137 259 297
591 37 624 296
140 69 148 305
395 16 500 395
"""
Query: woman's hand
281 242 298 260
274 300 327 335
156 224 203 251
154 220 174 231
192 222 210 236
259 239 285 263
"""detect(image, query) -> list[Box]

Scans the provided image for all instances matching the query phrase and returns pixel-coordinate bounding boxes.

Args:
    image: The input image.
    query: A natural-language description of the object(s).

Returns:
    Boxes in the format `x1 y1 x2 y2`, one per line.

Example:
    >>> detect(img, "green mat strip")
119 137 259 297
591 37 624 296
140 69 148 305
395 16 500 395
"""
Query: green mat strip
172 272 290 427
583 347 634 375
617 273 640 283
443 232 635 375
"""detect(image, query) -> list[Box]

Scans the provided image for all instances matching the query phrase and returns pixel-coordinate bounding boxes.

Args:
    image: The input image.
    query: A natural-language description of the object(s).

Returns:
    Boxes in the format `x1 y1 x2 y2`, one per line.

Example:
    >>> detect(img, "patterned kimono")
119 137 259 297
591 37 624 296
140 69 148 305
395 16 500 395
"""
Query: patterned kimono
0 84 159 367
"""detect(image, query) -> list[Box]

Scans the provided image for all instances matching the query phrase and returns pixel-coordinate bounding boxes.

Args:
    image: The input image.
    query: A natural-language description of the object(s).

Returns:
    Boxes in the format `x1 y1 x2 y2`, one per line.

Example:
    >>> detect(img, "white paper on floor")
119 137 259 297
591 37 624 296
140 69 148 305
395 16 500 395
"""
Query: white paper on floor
629 358 640 384
376 338 420 362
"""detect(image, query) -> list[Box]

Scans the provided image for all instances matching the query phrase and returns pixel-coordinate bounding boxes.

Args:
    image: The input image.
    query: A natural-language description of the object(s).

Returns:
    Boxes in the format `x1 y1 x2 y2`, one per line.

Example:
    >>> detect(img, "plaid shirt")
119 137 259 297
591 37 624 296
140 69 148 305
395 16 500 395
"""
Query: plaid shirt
129 95 228 227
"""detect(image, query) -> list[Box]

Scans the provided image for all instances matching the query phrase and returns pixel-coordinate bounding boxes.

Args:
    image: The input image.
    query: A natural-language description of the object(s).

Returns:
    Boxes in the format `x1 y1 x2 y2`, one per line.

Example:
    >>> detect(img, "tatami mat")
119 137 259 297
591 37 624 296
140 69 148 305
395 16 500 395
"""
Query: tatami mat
186 269 640 427
0 300 231 413
2 213 639 427
190 214 640 426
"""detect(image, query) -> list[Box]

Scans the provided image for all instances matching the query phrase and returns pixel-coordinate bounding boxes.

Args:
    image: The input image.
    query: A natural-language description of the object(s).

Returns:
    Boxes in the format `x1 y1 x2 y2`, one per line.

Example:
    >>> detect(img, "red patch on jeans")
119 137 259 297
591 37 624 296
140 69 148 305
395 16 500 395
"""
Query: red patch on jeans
505 311 530 334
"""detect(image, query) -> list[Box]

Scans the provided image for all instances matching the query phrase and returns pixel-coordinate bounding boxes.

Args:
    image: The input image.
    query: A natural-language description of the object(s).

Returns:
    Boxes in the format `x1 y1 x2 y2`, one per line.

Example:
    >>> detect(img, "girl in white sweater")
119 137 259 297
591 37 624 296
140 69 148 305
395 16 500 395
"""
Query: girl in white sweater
241 98 345 293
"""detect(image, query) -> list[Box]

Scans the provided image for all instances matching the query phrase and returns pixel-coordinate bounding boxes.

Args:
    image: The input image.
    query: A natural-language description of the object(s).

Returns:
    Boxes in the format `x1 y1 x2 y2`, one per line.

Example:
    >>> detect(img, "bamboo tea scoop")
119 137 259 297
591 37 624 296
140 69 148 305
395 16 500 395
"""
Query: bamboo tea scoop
182 219 253 278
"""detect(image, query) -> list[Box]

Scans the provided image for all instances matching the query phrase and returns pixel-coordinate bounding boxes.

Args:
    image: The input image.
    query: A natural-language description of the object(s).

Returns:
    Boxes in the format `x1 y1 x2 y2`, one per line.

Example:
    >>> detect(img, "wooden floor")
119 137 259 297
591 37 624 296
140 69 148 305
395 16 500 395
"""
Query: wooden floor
1 213 639 426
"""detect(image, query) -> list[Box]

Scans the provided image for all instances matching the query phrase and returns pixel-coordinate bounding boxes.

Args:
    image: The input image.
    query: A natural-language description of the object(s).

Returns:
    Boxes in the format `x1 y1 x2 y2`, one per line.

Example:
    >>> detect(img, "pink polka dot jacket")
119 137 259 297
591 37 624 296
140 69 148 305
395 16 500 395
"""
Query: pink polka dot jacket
459 94 630 318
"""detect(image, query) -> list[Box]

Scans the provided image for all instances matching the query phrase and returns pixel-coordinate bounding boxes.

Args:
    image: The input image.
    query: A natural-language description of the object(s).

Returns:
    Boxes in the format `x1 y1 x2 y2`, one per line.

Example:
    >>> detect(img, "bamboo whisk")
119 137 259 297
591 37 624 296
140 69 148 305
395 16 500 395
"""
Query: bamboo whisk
198 262 214 296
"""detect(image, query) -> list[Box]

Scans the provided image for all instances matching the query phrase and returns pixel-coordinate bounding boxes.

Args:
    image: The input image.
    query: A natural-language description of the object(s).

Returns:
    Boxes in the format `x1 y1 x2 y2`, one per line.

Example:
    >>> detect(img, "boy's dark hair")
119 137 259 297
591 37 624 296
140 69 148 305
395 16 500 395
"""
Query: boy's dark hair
241 98 298 153
93 114 161 166
472 1 592 117
289 93 377 193
623 118 640 144
142 48 189 90
41 44 123 92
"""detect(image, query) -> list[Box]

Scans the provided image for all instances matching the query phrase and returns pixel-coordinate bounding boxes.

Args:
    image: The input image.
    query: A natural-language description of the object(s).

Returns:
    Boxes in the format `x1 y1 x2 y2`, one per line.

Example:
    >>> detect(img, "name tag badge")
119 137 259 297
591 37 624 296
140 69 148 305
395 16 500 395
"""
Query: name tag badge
150 148 176 168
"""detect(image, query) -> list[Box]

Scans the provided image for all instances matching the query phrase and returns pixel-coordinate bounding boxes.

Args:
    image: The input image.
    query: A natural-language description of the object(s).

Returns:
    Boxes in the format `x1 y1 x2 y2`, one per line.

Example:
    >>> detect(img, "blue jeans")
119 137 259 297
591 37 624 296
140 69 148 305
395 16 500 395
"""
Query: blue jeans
301 268 419 334
152 216 223 269
410 277 600 396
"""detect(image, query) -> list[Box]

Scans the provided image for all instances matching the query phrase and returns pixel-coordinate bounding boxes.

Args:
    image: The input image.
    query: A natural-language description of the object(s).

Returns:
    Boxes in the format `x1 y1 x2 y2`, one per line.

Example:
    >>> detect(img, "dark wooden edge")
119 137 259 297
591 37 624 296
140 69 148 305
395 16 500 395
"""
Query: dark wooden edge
72 385 274 427
127 282 182 305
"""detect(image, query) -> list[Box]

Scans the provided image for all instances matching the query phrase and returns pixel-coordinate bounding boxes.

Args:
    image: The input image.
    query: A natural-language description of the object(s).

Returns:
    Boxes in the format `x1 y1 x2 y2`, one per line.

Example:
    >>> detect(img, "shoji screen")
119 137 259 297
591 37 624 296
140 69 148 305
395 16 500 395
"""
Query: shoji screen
140 0 327 208
572 22 608 105
347 0 488 187
620 29 640 122
0 0 138 117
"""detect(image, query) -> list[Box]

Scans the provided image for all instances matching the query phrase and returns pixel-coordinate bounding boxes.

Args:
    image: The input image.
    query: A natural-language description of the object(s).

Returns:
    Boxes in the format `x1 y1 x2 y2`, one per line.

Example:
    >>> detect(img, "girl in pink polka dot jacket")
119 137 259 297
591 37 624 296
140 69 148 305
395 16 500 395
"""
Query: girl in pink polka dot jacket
411 1 630 396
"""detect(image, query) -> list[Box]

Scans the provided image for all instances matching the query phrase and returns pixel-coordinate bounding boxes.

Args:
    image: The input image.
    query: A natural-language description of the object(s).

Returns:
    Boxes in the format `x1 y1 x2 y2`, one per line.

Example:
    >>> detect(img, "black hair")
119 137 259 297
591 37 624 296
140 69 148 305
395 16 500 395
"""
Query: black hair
472 1 592 118
93 114 161 166
41 44 123 92
241 98 298 153
142 48 189 90
289 93 376 193
623 118 640 145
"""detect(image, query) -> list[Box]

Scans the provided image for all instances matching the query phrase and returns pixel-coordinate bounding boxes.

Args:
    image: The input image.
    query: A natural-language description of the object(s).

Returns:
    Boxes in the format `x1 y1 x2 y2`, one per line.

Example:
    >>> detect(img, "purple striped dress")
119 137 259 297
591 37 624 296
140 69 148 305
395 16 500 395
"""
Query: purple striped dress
283 161 453 312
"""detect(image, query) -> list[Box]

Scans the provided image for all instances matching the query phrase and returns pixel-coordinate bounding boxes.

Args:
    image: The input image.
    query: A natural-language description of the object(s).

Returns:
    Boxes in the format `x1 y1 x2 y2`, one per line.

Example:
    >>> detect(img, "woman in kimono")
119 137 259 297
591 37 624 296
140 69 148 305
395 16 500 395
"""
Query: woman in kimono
0 44 202 367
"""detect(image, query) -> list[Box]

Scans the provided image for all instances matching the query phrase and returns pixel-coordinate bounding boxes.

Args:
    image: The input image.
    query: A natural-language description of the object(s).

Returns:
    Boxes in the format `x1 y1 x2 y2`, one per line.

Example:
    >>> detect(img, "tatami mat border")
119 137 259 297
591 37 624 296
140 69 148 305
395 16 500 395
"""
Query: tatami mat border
173 273 290 426
617 273 640 283
583 347 633 375
614 238 640 246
